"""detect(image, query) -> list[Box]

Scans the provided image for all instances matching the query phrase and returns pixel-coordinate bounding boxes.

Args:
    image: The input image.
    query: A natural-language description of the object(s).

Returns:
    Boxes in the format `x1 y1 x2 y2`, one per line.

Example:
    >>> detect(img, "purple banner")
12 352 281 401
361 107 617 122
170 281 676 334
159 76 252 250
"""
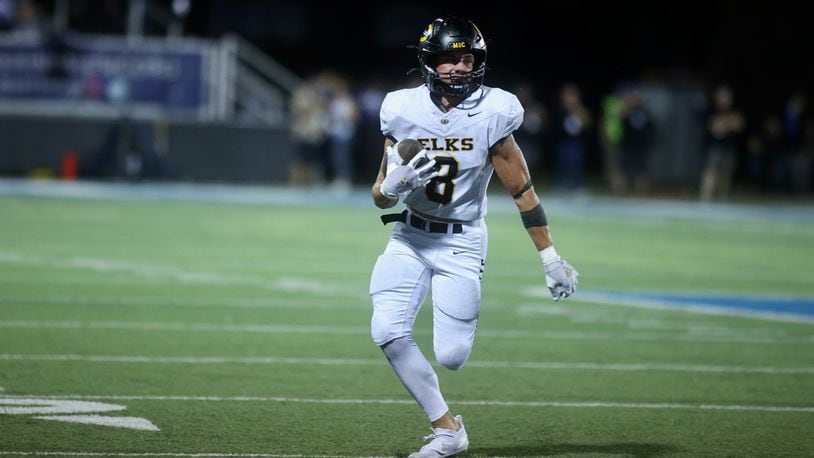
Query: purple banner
0 40 205 110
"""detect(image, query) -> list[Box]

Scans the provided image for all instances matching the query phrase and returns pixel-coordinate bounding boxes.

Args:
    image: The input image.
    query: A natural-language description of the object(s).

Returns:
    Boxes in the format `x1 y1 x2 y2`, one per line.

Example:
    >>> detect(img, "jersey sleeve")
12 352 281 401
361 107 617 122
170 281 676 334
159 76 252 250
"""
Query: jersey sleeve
489 94 524 148
379 92 396 138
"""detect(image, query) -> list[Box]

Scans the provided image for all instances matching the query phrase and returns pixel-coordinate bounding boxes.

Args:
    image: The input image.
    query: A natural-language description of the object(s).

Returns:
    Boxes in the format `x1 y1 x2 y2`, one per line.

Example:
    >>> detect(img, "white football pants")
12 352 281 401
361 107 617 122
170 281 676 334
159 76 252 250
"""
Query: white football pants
370 216 487 420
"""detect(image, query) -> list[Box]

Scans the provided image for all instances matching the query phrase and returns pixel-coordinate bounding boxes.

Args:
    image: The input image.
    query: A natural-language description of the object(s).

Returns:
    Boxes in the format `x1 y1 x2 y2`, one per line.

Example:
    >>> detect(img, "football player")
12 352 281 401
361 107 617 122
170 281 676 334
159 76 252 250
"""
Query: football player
370 17 579 457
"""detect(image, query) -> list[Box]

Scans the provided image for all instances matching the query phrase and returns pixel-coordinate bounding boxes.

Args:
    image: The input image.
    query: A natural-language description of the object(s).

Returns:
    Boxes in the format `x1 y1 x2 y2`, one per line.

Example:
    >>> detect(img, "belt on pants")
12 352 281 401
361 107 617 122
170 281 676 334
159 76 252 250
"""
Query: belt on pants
381 210 463 234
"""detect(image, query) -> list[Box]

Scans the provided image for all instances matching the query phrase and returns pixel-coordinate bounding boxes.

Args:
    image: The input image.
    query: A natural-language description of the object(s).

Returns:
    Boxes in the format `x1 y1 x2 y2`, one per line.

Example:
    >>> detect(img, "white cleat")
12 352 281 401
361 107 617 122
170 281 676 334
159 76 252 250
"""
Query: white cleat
408 415 469 458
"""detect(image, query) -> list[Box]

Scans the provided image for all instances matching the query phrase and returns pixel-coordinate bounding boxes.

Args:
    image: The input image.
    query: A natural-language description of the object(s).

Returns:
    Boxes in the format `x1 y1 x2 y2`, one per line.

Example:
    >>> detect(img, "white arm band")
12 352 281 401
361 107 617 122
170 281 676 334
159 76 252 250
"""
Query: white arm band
540 246 559 265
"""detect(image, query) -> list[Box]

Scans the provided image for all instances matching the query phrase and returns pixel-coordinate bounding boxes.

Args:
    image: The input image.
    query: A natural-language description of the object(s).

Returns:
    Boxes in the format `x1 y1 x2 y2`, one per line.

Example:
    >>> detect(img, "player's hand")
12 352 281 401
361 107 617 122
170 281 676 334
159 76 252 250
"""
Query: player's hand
380 152 437 198
385 144 401 166
540 246 579 301
409 151 439 188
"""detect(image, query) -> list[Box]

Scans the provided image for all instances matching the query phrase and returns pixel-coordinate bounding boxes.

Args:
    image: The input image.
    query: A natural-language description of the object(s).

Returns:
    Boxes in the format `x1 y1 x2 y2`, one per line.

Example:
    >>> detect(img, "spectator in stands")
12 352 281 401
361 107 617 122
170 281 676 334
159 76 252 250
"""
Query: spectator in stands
6 0 43 41
747 115 783 191
0 0 15 31
7 0 71 79
805 116 814 194
699 84 745 201
88 116 177 180
326 74 359 192
553 83 592 193
599 87 626 195
783 92 812 193
288 74 328 187
618 84 655 196
513 83 549 175
354 78 387 183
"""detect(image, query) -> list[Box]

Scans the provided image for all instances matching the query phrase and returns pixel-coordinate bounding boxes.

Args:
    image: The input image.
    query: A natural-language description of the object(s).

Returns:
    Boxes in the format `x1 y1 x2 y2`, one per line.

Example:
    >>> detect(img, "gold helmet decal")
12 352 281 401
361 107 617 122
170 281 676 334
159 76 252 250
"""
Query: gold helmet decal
419 22 433 43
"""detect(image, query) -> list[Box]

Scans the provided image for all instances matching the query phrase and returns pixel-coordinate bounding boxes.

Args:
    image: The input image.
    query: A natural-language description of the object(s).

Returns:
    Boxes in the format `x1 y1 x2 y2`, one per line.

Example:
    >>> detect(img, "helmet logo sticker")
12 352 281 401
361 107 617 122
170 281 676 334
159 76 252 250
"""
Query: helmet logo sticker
420 23 433 43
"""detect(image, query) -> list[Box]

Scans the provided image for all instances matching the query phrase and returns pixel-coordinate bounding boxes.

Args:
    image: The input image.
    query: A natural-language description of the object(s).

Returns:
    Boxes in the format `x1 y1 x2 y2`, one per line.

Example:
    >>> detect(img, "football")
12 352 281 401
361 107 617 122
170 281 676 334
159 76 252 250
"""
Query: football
394 139 428 167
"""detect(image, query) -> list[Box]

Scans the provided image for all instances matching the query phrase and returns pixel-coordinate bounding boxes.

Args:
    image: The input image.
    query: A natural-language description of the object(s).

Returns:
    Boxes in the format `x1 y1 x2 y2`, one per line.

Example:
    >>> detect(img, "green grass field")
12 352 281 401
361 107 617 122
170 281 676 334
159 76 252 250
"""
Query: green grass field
1 187 813 457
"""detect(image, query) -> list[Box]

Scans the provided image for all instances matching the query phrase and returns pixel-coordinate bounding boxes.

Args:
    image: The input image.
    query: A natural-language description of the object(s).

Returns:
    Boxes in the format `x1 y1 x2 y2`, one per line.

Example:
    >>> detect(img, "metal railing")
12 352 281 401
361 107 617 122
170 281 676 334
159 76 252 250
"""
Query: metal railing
0 0 301 128
217 33 302 127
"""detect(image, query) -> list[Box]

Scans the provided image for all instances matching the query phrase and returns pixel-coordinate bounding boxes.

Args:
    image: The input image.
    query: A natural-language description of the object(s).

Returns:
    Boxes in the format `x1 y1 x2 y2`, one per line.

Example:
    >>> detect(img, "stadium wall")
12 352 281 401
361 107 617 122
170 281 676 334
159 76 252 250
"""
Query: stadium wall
0 115 293 183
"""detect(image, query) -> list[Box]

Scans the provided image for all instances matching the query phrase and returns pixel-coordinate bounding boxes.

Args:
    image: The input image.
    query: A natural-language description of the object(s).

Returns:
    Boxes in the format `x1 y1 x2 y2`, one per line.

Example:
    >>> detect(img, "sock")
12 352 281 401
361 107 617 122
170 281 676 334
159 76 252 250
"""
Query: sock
381 336 449 421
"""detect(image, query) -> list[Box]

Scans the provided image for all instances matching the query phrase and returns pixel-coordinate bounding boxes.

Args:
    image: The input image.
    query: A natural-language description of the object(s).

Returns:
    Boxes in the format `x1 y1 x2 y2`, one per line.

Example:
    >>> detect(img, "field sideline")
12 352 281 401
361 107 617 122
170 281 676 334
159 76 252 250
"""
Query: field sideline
1 179 813 457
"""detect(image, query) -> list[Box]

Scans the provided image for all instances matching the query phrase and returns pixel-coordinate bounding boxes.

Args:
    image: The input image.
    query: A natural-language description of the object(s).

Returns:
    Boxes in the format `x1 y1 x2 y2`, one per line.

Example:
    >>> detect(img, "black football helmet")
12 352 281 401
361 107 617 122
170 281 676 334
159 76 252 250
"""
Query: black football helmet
417 17 487 98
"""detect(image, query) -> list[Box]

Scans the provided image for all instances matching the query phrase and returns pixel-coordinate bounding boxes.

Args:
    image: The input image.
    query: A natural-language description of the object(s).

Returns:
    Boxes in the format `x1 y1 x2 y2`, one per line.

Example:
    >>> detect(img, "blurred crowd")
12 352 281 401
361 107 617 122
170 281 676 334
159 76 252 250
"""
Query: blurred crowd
288 71 363 192
2 1 811 198
288 73 813 200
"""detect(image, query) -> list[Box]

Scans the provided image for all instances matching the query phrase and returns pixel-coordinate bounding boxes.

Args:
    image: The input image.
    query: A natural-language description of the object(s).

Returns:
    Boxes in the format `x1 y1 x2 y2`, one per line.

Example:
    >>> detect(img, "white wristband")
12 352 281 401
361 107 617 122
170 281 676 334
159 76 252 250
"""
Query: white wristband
539 246 559 265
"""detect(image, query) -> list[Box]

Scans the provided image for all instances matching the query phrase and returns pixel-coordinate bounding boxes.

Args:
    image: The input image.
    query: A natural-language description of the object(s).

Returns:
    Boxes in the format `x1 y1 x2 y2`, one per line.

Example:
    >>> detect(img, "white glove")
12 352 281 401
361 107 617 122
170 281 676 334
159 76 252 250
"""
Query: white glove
540 246 579 301
385 144 402 171
380 151 437 198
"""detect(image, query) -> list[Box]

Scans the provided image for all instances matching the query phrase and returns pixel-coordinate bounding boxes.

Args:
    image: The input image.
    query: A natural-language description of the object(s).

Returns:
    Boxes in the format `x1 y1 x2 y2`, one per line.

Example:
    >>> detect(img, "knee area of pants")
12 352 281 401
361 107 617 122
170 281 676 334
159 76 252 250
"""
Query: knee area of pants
371 312 406 346
435 346 470 370
370 314 390 346
379 335 411 356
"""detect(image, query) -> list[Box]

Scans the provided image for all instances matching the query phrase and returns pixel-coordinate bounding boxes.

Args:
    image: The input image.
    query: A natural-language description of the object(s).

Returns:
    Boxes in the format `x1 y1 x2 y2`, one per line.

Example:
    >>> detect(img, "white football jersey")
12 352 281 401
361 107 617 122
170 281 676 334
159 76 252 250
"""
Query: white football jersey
380 84 524 221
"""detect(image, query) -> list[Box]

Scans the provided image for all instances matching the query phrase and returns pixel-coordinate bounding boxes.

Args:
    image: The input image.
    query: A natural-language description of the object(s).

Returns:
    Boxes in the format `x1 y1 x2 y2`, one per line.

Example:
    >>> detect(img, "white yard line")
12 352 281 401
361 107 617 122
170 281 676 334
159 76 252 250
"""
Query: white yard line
0 320 371 335
514 304 799 336
0 319 810 345
0 294 366 310
0 453 383 458
0 251 361 298
2 394 812 414
1 353 812 374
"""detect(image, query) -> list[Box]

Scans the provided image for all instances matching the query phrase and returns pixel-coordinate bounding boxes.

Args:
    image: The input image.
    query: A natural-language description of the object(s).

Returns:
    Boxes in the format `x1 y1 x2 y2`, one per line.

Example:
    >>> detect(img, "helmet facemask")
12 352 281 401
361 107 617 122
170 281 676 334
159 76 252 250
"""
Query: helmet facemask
418 49 486 98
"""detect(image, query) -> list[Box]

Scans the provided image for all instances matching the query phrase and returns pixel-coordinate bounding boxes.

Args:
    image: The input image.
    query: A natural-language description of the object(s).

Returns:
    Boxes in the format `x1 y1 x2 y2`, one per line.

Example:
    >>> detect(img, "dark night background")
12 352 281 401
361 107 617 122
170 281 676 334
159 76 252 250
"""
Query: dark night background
66 0 814 118
180 0 814 118
12 0 809 192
